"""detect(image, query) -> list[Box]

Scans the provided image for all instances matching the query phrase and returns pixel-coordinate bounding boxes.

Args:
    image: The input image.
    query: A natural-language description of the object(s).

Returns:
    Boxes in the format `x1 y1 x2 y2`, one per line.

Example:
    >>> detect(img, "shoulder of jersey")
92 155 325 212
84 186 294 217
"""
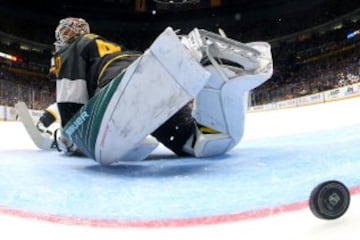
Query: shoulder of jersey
83 33 99 40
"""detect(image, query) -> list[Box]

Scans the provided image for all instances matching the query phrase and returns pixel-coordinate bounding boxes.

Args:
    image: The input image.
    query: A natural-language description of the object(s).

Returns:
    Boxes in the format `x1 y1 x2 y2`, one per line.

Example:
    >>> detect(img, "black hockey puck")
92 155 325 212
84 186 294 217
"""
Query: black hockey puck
309 180 350 220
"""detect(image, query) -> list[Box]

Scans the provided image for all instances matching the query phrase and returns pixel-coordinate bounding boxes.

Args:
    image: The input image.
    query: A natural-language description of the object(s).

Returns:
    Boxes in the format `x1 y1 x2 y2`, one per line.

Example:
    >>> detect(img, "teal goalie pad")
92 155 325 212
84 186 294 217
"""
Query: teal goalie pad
63 27 211 164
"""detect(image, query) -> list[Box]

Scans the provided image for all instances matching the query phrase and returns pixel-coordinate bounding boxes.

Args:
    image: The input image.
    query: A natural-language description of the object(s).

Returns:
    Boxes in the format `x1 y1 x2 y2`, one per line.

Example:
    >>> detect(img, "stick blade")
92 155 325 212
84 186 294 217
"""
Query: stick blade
14 101 54 150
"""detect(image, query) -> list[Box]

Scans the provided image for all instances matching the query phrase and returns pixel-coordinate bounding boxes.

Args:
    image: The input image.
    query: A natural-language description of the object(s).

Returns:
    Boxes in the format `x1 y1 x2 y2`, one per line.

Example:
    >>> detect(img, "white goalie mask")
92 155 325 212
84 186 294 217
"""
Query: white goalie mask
55 17 90 47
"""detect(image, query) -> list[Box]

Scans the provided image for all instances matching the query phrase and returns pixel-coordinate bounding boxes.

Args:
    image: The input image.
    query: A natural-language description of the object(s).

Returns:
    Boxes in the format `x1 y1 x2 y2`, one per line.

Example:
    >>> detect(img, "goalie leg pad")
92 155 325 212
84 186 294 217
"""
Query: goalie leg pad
118 136 159 162
192 66 250 145
184 42 273 157
183 126 233 158
63 27 210 165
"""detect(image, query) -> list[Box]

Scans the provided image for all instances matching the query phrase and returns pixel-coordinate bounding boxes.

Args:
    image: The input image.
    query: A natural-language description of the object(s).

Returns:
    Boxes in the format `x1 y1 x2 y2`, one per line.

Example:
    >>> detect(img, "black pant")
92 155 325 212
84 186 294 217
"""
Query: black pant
151 102 195 156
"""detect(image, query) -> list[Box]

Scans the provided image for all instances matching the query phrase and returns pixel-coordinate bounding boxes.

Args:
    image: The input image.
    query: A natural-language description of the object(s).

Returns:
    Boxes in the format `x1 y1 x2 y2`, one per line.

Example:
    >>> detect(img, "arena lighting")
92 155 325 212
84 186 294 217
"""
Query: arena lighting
0 51 18 62
153 0 200 4
347 30 360 39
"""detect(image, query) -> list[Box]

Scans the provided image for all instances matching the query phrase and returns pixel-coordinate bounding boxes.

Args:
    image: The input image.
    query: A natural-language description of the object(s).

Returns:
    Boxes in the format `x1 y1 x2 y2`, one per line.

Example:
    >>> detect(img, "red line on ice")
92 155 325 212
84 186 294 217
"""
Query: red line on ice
1 185 359 228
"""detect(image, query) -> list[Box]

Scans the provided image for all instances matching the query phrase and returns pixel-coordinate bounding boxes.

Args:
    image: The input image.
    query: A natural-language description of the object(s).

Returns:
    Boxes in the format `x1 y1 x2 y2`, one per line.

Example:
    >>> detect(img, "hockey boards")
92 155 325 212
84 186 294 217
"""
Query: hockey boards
14 101 54 150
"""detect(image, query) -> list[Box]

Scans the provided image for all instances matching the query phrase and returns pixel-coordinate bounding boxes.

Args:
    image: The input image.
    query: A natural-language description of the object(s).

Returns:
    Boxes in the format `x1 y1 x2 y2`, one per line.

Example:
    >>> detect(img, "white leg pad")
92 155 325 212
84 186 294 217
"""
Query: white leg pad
186 41 273 157
117 136 159 162
183 127 233 158
94 27 211 165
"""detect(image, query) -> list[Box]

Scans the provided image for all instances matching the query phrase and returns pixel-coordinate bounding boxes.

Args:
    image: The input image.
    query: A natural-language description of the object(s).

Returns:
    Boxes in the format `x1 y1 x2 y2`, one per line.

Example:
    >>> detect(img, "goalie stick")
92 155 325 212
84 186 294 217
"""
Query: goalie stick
14 101 54 150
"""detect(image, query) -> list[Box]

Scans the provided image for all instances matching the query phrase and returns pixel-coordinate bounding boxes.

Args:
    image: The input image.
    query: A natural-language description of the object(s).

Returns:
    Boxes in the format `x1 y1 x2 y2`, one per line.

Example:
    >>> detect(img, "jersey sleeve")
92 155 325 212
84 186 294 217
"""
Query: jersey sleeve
55 36 93 126
55 35 123 127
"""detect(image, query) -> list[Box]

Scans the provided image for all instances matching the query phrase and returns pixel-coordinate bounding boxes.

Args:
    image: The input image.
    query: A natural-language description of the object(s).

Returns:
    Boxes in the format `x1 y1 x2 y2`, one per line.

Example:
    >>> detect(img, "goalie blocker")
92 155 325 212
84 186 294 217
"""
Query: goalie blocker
61 27 273 165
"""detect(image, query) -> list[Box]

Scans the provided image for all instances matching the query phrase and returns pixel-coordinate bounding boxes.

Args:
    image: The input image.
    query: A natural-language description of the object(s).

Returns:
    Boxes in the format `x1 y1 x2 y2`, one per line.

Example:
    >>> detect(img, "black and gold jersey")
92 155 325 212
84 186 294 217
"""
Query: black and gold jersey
54 33 141 126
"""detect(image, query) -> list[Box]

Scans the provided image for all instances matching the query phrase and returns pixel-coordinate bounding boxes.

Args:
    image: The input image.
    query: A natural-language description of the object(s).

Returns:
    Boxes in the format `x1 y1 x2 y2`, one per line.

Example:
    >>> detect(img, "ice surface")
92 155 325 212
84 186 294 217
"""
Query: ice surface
0 97 359 240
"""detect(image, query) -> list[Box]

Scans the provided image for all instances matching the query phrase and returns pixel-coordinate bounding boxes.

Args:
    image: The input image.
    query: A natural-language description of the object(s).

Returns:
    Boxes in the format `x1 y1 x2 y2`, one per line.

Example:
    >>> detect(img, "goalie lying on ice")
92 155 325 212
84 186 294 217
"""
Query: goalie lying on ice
48 17 273 165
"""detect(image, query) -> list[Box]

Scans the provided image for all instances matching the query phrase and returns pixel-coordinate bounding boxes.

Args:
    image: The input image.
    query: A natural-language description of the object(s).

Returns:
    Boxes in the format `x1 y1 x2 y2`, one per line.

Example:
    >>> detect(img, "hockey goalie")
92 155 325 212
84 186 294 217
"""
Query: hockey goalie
35 17 273 165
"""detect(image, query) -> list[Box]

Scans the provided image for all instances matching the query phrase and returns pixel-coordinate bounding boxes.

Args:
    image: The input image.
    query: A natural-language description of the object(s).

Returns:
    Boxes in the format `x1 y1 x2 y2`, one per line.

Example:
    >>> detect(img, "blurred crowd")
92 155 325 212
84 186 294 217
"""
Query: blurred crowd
0 10 359 109
250 19 360 106
0 62 55 109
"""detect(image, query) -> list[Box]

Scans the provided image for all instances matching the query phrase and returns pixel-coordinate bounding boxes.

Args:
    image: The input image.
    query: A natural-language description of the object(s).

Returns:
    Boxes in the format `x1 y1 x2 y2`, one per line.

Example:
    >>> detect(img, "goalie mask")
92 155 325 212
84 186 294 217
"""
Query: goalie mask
55 17 90 47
